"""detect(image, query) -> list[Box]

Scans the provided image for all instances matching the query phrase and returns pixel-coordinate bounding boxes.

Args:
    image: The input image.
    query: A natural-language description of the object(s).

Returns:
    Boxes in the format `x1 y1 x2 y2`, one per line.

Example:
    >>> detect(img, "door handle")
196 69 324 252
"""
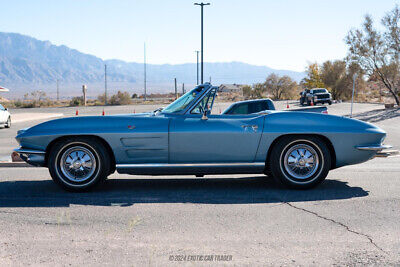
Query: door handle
241 125 258 131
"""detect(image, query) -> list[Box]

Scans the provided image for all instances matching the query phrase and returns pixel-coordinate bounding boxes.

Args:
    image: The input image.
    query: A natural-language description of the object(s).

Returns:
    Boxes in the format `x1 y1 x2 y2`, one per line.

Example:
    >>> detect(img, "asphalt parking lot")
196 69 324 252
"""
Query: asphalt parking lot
0 101 399 265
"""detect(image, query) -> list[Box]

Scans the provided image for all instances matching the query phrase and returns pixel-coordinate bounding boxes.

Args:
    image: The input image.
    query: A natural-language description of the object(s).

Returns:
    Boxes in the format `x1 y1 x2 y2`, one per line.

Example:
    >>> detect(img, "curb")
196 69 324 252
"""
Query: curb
0 162 33 168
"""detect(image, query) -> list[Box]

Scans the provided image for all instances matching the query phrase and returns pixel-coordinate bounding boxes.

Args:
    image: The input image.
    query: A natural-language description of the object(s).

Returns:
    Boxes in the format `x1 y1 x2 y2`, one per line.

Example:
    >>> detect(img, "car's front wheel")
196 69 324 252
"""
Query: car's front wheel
5 117 11 128
48 137 110 191
269 136 331 189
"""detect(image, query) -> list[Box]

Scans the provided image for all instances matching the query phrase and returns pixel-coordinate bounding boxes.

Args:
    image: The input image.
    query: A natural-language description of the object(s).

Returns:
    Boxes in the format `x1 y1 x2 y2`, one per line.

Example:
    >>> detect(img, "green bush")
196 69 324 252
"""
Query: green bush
109 91 132 105
69 97 84 106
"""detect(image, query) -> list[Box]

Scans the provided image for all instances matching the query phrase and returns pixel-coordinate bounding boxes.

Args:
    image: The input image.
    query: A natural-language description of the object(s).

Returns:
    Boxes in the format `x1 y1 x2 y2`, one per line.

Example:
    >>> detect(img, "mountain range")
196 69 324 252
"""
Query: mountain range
0 32 305 97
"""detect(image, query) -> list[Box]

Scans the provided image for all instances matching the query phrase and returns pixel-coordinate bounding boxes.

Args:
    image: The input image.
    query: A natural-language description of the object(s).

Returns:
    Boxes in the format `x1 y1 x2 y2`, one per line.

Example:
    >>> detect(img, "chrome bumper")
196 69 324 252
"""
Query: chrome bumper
14 147 46 166
356 145 399 158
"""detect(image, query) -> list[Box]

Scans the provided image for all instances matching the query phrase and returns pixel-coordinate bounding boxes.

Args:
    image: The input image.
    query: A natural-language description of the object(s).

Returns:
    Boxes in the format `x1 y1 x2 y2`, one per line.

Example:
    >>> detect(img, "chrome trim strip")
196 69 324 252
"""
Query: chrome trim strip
356 145 393 151
14 148 46 155
116 162 265 168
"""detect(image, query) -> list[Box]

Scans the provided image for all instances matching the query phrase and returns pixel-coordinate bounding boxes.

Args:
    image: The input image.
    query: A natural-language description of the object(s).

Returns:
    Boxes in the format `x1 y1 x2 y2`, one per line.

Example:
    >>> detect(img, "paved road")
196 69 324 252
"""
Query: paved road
0 156 399 265
0 101 399 265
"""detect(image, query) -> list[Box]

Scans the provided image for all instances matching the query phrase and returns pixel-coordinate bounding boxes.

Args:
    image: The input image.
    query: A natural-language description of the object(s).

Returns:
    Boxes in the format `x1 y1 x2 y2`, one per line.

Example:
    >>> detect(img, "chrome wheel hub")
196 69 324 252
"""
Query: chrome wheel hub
283 144 319 180
60 146 96 182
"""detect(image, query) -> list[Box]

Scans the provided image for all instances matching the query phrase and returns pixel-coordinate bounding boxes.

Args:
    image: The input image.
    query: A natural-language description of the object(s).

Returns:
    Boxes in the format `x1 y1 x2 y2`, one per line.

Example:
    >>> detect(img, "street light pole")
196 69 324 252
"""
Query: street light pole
194 2 210 84
350 73 358 118
195 50 199 85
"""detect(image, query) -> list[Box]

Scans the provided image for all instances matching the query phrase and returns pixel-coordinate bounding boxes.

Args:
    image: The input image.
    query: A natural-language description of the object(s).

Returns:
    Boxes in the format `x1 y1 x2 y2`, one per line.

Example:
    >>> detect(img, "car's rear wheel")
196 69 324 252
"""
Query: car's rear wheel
269 135 331 189
5 117 11 128
48 137 110 192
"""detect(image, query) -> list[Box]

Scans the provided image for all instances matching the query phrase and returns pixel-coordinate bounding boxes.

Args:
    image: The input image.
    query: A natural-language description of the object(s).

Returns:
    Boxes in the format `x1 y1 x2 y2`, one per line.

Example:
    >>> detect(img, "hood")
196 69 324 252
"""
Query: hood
16 112 160 139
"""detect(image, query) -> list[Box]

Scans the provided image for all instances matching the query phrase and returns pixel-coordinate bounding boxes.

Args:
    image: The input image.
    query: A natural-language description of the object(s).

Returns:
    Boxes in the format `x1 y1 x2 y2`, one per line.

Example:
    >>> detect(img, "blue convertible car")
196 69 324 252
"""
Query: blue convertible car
15 83 394 191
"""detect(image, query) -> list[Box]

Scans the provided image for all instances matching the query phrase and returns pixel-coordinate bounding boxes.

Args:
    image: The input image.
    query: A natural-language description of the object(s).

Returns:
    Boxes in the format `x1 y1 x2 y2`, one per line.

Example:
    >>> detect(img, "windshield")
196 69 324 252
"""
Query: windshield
313 89 327 94
162 87 203 113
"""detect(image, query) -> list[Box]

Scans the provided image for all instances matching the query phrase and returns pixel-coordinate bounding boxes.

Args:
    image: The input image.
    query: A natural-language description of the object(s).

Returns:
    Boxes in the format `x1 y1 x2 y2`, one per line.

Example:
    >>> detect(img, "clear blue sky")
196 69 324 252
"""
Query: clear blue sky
0 0 398 71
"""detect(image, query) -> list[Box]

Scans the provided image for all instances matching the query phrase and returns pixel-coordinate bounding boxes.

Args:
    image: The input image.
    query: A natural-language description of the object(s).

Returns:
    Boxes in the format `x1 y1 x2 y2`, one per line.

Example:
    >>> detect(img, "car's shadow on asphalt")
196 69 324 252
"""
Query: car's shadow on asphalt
0 176 369 207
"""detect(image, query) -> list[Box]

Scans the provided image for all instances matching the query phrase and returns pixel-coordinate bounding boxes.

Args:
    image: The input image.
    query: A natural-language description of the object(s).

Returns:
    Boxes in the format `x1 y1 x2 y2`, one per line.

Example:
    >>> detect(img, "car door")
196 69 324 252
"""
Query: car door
116 116 170 164
169 114 265 163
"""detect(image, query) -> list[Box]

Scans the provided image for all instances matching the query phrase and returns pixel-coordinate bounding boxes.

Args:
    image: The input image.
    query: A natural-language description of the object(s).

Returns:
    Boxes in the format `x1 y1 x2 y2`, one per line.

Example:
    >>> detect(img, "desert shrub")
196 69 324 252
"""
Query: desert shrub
4 90 56 108
109 91 132 105
69 97 84 106
97 93 106 105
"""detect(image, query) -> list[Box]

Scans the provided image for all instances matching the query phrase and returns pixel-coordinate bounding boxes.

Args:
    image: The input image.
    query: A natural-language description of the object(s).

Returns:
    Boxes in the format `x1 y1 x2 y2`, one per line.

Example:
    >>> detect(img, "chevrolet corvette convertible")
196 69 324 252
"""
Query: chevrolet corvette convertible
15 83 394 191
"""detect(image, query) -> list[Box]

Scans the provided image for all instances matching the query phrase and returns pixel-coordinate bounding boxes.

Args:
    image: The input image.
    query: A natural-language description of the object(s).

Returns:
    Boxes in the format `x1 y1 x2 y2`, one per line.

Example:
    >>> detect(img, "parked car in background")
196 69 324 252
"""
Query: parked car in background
300 88 332 106
223 99 328 114
0 104 11 128
14 83 395 192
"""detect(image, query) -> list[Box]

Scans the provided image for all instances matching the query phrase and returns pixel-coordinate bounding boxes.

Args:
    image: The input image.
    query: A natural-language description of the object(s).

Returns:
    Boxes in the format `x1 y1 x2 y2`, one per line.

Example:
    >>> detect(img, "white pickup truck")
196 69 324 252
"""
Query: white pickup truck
300 88 332 106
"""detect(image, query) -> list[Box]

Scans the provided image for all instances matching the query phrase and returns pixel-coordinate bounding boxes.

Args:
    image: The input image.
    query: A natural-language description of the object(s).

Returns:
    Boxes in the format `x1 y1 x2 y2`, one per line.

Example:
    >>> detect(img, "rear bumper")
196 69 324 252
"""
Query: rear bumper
14 147 46 167
356 144 399 158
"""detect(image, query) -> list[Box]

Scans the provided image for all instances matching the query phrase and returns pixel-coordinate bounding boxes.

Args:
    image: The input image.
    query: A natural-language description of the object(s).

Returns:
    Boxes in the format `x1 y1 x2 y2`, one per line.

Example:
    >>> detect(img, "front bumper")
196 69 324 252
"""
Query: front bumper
356 144 399 158
314 98 331 102
14 147 46 166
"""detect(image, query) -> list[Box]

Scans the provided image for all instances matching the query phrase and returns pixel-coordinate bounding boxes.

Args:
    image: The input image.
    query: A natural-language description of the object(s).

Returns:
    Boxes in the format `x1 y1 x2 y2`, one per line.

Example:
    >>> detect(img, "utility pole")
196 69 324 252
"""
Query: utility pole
82 85 87 106
144 42 147 101
350 73 358 118
174 78 178 99
182 83 185 94
104 64 108 105
56 79 59 101
194 2 210 84
195 50 199 85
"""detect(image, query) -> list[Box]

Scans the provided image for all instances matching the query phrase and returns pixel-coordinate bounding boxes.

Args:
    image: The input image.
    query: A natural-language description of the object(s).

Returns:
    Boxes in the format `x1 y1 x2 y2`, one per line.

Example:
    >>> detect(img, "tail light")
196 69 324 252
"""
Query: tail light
322 110 328 114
